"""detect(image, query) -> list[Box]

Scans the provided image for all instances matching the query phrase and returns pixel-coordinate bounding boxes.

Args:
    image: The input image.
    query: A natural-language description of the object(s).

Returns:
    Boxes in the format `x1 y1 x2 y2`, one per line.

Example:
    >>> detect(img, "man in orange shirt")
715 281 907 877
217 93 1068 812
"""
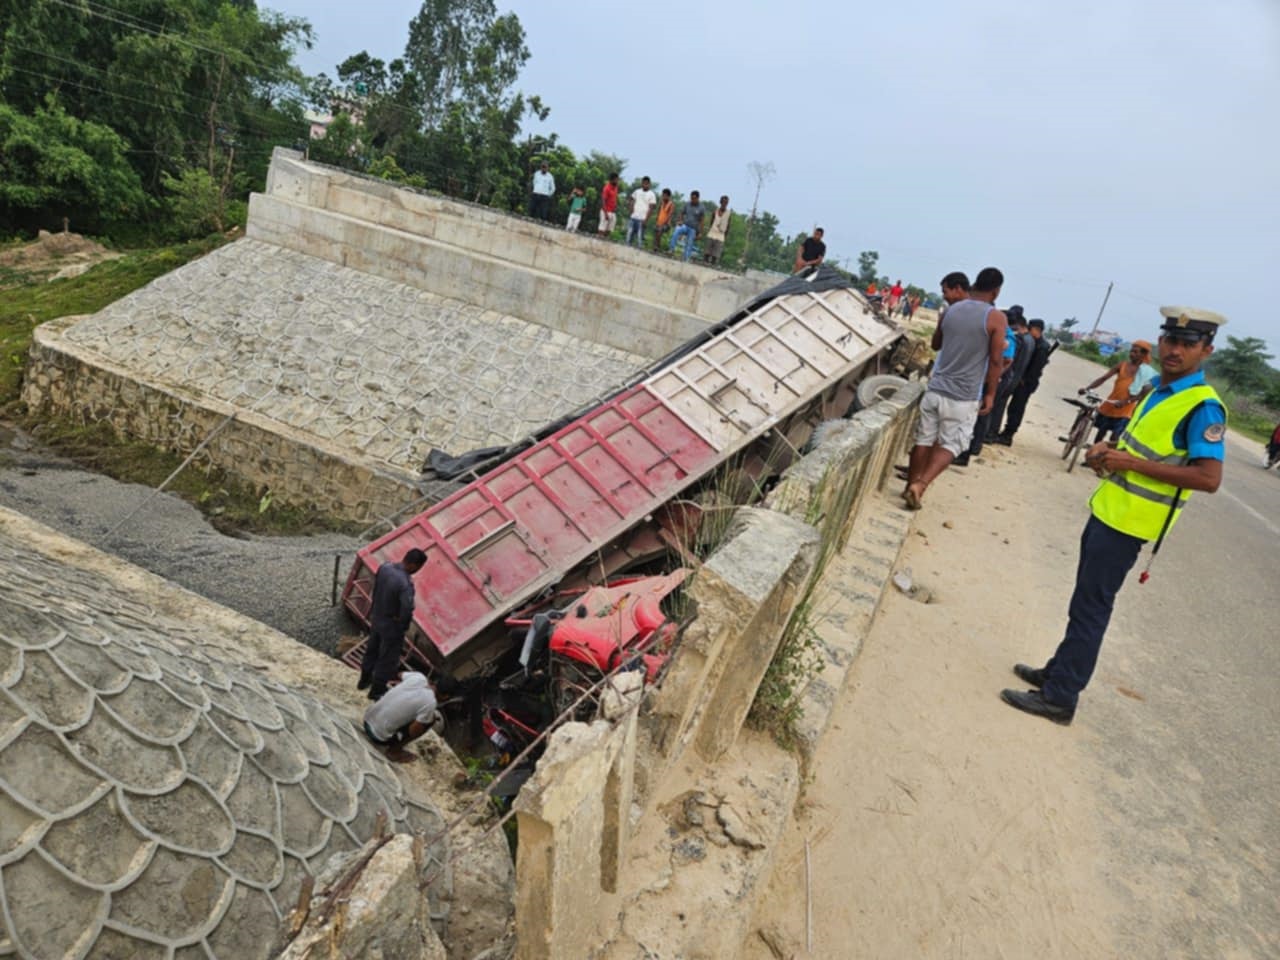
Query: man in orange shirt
651 188 674 252
1081 340 1157 442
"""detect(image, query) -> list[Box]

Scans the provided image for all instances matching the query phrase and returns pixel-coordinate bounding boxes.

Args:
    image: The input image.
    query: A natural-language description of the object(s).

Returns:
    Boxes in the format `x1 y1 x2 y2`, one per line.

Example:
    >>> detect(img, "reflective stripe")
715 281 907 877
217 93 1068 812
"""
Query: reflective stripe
1104 473 1187 508
1117 430 1186 465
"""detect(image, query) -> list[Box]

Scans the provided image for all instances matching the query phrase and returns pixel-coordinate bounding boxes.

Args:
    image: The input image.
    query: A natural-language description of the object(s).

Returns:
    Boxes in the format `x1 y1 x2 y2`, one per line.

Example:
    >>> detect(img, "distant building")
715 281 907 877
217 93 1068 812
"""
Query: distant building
303 110 333 141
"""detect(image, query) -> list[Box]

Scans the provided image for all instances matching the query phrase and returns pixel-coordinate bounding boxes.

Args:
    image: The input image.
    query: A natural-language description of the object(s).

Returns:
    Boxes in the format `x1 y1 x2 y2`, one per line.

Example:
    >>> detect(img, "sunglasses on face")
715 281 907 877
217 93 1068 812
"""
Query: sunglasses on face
1160 330 1210 346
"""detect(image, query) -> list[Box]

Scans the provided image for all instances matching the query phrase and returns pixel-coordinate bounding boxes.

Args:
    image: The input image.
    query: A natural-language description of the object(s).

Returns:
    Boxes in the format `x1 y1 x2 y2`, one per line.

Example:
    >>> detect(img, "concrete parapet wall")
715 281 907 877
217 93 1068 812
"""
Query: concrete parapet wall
513 674 642 960
254 150 774 355
248 192 707 359
647 509 819 770
769 380 925 536
22 316 419 525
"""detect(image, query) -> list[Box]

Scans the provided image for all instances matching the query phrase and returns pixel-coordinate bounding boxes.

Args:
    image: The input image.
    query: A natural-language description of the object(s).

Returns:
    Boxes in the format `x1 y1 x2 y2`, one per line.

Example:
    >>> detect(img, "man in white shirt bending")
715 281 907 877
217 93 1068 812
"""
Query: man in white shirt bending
361 672 442 763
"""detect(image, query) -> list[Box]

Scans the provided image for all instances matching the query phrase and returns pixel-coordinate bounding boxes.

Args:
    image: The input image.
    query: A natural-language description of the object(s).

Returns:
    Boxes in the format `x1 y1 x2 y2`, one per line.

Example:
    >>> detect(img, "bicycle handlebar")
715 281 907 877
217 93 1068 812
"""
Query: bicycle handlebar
1062 392 1104 409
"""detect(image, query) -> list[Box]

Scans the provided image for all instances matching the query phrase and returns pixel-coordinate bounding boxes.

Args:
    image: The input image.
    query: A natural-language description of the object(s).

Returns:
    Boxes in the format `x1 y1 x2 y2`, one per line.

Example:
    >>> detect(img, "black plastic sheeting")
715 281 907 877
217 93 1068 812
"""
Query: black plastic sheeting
420 264 859 482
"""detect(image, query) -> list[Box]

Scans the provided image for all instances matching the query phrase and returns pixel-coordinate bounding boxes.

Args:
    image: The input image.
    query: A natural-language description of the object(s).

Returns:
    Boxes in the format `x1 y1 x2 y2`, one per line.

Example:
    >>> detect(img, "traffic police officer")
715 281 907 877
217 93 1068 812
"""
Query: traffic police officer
1002 306 1228 723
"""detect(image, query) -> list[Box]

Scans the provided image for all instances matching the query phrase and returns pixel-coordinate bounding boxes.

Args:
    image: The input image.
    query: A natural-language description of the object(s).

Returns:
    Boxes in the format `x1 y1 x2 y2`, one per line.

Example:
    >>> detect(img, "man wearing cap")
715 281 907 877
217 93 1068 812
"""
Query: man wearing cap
1079 340 1158 443
358 548 427 701
1002 307 1227 724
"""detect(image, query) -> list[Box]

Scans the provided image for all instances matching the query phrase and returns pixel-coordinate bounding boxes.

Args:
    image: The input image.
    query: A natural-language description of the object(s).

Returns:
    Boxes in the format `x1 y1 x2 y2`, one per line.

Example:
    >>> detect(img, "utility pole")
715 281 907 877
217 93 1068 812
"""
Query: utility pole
1089 281 1114 339
741 160 775 268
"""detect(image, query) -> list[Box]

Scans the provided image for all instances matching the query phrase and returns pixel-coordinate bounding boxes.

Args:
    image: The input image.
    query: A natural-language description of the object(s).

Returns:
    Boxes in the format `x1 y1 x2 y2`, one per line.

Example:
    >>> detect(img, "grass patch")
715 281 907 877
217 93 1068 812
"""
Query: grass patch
25 418 349 536
0 235 227 406
749 457 865 748
1209 384 1277 446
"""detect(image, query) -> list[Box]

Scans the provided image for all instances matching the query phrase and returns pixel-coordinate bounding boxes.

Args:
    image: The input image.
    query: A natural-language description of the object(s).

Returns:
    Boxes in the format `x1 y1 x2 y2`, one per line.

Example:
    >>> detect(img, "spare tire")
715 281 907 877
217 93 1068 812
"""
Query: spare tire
855 374 909 409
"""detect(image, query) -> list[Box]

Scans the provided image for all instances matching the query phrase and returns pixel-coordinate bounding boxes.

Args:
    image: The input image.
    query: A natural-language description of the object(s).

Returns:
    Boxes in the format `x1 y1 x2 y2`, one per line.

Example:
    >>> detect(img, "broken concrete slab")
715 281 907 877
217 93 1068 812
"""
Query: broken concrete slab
278 834 447 960
597 729 800 960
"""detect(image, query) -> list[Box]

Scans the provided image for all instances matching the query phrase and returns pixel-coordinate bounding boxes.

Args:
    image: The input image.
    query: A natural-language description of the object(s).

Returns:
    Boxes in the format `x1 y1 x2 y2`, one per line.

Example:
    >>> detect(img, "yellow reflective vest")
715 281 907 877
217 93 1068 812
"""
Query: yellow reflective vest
1090 383 1224 541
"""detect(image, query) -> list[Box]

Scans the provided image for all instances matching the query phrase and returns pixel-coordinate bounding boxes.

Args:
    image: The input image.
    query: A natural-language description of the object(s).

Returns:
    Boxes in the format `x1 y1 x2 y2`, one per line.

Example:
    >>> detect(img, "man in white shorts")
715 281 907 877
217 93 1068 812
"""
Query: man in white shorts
903 268 1007 509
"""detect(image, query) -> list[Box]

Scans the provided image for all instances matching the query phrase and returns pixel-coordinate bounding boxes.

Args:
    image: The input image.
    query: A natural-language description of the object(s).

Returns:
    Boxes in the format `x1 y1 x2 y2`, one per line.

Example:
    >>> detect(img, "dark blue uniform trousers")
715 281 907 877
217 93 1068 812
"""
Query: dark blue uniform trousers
361 623 406 689
1042 515 1145 709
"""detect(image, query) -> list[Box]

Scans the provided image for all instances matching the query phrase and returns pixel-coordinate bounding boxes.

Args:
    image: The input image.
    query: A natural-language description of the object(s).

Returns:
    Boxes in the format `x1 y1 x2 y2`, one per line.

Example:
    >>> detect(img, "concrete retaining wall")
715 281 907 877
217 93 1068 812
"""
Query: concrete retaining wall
510 383 924 959
251 150 776 357
22 316 419 525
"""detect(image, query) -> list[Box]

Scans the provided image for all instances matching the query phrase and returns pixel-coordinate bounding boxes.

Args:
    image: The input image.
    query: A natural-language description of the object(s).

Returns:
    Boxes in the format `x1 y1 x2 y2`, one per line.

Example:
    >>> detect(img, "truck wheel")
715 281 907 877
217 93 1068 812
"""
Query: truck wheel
856 374 909 409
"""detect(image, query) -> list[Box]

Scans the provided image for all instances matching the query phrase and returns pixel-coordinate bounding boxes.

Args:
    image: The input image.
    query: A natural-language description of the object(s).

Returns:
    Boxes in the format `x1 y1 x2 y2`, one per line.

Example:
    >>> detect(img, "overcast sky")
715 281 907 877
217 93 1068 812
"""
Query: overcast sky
267 0 1278 357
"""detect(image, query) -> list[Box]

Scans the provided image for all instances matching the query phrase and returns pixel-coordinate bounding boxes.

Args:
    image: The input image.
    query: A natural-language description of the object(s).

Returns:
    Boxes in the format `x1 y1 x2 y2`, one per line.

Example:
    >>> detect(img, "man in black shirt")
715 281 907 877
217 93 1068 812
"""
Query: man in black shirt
359 548 427 700
793 227 826 272
992 318 1053 444
986 306 1035 444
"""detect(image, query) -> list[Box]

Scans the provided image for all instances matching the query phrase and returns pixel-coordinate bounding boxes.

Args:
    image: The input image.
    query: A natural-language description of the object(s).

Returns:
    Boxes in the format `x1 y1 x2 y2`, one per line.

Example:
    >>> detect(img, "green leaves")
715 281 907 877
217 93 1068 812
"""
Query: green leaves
0 100 147 229
0 0 312 228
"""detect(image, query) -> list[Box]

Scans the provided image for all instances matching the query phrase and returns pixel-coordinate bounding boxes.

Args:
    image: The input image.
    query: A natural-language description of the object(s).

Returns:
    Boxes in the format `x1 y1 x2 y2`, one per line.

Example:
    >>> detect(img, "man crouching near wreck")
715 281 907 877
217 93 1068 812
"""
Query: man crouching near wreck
362 671 444 763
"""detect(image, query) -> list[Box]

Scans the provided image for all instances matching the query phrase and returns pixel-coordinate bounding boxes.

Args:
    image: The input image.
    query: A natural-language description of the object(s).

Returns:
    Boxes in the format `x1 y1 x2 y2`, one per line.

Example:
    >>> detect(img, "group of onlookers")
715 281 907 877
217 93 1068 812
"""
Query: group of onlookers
898 267 1056 504
528 162 738 264
903 270 1233 729
866 279 923 322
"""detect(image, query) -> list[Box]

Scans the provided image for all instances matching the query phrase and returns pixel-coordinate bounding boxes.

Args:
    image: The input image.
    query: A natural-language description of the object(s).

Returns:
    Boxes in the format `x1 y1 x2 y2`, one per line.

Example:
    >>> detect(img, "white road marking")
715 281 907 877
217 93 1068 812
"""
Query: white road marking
1220 485 1280 537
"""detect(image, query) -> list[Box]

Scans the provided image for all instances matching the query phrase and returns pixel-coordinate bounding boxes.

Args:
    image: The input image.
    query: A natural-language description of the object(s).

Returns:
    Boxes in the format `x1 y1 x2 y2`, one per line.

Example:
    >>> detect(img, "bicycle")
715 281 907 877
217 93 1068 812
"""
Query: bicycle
1060 391 1103 473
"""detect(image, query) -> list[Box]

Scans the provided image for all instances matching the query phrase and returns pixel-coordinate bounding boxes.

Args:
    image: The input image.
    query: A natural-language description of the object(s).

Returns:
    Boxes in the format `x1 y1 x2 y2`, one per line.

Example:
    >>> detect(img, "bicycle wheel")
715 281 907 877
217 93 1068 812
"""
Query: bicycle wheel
1065 415 1090 473
1062 412 1084 460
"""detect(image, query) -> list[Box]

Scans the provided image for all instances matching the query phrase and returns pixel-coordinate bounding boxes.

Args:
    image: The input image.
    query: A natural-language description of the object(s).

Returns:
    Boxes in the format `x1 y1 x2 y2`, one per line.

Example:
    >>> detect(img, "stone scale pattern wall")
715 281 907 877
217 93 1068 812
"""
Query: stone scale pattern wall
0 529 451 959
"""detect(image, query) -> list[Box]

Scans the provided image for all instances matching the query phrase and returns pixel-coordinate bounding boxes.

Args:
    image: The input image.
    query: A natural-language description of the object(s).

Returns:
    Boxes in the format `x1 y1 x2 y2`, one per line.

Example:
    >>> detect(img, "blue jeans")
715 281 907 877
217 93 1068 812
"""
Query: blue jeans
1041 515 1145 708
626 217 645 246
670 224 696 261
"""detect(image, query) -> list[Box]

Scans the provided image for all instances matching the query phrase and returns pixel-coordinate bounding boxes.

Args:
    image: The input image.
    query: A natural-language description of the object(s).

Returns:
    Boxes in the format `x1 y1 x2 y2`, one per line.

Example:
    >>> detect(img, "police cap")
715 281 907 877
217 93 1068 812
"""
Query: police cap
1158 306 1226 340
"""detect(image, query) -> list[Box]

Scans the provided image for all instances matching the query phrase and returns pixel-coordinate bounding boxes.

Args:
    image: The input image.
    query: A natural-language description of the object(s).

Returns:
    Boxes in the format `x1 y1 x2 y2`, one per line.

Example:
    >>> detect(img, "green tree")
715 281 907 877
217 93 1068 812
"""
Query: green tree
403 0 530 130
857 250 879 286
0 99 147 232
736 211 792 273
0 0 312 208
306 112 367 170
1207 336 1274 394
161 165 246 236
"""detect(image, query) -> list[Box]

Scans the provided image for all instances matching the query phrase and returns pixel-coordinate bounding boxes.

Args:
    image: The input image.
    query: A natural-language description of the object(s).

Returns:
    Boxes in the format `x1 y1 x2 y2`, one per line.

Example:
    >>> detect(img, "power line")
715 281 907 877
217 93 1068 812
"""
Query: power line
2 63 305 146
42 0 261 65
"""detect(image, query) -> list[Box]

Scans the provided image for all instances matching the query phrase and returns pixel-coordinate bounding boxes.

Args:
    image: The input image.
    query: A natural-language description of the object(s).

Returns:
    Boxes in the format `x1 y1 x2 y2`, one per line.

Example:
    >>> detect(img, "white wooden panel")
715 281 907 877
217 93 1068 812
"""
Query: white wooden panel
644 285 900 454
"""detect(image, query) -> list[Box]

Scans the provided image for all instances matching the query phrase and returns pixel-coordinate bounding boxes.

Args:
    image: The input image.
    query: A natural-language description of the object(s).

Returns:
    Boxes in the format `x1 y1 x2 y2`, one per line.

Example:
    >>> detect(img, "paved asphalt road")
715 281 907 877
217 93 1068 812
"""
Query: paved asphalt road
1048 351 1279 956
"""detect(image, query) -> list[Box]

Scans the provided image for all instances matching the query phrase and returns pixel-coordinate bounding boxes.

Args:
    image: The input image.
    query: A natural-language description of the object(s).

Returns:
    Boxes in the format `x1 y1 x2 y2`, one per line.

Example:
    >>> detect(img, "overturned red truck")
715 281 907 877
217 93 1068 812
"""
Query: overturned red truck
342 269 907 693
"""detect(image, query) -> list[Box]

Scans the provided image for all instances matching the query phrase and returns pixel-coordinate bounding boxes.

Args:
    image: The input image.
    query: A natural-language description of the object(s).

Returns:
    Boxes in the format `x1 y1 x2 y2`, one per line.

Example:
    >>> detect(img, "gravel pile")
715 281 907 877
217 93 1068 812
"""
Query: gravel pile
0 430 366 654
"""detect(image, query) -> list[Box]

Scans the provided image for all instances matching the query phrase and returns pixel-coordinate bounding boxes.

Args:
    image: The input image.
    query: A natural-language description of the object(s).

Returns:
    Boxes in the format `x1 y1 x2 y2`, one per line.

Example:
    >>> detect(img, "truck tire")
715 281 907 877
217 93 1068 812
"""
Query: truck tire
855 374 909 409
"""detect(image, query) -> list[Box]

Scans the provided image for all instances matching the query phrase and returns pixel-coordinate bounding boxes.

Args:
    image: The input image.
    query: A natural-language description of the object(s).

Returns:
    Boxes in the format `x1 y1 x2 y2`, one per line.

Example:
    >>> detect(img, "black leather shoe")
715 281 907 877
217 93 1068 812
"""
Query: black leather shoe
951 452 970 467
1000 688 1074 725
356 675 372 691
1013 663 1045 688
987 434 1012 446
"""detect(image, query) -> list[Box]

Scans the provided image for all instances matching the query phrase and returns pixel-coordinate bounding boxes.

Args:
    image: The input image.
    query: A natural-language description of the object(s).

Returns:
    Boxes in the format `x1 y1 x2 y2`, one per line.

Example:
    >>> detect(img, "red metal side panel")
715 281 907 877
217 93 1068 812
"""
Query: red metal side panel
343 385 718 661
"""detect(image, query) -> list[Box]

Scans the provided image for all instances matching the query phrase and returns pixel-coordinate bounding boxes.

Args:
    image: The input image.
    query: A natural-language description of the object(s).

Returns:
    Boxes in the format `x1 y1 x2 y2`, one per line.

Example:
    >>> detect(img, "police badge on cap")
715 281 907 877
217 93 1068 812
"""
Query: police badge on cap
1158 306 1227 341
